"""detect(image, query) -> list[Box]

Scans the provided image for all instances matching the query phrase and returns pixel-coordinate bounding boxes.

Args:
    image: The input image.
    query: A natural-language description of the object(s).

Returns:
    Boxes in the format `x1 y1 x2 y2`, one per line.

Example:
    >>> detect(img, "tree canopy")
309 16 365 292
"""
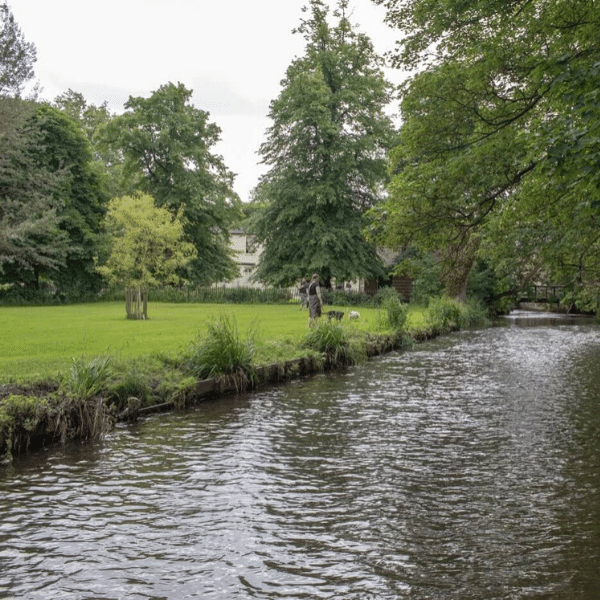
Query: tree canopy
98 192 196 289
97 192 196 319
371 0 600 306
103 82 241 285
0 98 67 283
250 0 397 287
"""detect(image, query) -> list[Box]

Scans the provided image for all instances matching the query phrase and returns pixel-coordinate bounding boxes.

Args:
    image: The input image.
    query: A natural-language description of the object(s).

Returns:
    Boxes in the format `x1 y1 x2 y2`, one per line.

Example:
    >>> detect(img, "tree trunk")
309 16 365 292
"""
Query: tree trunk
440 234 480 303
125 286 148 319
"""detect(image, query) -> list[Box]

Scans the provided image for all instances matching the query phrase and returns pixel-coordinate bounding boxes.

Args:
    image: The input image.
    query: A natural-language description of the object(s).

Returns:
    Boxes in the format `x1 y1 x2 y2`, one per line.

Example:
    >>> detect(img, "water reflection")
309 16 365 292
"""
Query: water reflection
2 324 600 598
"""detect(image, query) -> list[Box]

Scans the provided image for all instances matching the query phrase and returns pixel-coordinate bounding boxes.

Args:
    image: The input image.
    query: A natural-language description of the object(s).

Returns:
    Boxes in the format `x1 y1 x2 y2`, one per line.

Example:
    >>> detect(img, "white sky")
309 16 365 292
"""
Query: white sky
12 0 404 201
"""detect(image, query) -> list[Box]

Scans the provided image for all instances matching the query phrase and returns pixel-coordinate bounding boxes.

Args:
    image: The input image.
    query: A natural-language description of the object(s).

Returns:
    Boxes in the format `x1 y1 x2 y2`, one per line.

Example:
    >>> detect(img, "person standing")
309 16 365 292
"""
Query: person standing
298 278 308 310
307 273 323 323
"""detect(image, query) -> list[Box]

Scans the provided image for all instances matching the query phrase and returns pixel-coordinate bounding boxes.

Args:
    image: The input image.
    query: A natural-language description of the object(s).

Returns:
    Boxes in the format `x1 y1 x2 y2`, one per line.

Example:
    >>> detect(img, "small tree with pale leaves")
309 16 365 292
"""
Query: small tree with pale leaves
97 192 196 319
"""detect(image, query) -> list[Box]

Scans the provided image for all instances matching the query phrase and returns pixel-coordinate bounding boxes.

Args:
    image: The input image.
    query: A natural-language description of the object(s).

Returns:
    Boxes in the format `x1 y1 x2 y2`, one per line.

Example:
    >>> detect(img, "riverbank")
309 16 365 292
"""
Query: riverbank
0 297 487 462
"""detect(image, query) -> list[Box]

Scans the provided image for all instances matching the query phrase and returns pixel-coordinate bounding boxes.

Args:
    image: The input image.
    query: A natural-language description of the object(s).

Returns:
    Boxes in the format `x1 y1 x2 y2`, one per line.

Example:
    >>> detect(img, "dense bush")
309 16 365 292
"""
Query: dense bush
156 286 294 304
425 296 489 332
322 288 377 307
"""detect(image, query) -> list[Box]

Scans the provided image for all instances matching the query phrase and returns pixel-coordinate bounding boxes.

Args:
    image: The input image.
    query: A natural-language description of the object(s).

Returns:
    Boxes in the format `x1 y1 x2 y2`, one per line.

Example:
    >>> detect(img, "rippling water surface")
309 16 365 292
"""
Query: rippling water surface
2 321 600 599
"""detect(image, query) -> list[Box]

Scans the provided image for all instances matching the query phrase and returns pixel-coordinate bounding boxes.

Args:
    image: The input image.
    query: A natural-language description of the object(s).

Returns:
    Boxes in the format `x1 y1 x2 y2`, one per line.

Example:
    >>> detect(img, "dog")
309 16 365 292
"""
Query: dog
326 310 344 320
349 311 360 320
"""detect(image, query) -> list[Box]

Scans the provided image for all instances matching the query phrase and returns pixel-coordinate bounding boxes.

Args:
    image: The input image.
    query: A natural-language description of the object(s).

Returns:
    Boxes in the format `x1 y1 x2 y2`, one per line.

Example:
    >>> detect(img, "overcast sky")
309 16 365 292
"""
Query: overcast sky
12 0 404 201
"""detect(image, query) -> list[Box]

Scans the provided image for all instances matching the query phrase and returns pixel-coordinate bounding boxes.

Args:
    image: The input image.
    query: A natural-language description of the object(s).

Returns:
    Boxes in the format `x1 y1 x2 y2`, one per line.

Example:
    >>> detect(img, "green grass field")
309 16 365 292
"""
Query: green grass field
0 301 386 383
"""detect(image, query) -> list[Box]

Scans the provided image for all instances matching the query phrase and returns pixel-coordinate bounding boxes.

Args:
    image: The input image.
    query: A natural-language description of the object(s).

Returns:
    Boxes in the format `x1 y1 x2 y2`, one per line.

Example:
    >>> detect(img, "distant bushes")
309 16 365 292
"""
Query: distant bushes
423 296 489 335
149 286 294 304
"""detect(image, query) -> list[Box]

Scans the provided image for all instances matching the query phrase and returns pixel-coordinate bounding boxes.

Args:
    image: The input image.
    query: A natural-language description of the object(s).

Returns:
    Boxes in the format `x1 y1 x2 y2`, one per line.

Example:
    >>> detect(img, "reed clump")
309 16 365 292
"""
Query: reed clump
302 319 367 367
183 313 257 390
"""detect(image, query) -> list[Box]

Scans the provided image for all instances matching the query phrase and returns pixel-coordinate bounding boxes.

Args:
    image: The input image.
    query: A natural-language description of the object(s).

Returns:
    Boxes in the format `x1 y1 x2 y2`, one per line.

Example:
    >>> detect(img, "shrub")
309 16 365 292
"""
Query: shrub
184 313 257 384
107 363 152 410
425 296 462 331
376 288 408 331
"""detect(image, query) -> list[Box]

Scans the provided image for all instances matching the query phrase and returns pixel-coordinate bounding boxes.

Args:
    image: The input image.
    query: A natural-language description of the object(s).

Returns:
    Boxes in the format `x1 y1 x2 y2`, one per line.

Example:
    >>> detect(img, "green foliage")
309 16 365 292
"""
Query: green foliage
150 285 295 304
322 288 377 307
102 82 241 284
29 103 110 296
184 313 256 382
0 3 37 97
53 89 124 199
250 0 396 286
97 192 196 290
372 0 600 307
377 288 407 331
424 296 488 332
0 394 48 460
0 98 69 282
60 355 112 400
425 296 462 332
107 362 152 410
302 319 366 367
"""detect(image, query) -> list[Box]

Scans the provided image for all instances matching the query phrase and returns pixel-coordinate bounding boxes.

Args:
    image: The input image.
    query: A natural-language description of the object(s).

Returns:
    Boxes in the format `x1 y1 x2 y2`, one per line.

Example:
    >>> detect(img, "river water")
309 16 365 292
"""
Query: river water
2 315 600 599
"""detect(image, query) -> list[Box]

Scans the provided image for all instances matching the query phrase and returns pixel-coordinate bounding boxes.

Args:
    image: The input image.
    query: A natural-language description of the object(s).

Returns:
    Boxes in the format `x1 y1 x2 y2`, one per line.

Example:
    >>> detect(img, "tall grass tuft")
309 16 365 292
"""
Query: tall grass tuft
302 319 366 367
53 356 114 445
184 313 257 388
61 356 113 400
107 361 152 412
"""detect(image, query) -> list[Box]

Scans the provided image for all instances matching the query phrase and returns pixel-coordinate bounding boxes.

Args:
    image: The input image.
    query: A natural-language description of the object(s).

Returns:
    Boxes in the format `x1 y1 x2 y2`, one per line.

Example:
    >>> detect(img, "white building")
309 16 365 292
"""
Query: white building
221 229 411 298
224 229 263 288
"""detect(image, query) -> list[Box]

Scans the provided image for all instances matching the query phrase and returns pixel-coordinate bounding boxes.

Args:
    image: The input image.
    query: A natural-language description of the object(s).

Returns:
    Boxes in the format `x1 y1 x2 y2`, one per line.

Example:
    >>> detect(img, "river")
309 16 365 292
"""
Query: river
1 314 600 599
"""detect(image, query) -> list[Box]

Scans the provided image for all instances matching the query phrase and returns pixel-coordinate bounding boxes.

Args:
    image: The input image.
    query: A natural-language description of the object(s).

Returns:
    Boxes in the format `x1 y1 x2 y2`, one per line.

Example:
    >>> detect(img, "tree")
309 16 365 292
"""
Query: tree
28 104 110 297
0 2 36 97
96 193 196 319
103 82 241 285
53 89 125 198
0 98 69 289
250 0 397 287
371 0 600 305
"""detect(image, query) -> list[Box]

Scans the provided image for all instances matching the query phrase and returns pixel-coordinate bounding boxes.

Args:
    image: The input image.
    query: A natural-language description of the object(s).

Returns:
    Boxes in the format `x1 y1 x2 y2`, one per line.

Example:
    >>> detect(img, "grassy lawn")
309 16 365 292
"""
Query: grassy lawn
0 301 387 383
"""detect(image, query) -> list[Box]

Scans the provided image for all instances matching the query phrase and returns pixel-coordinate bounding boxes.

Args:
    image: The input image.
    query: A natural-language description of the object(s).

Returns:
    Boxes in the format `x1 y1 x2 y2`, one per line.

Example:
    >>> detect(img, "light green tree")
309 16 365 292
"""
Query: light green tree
97 192 196 319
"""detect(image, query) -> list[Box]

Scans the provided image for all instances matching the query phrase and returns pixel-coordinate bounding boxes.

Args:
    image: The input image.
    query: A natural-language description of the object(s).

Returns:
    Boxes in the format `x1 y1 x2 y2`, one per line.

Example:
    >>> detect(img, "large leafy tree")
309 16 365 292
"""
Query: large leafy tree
103 82 241 285
372 0 600 305
0 98 68 285
53 89 125 198
0 2 36 97
28 104 110 296
250 0 397 287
